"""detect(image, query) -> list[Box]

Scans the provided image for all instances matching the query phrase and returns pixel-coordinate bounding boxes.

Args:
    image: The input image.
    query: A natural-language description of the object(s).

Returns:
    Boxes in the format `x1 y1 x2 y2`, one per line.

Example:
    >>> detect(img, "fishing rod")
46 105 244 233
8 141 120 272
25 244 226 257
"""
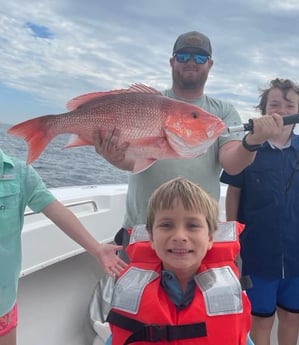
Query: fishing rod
227 113 299 134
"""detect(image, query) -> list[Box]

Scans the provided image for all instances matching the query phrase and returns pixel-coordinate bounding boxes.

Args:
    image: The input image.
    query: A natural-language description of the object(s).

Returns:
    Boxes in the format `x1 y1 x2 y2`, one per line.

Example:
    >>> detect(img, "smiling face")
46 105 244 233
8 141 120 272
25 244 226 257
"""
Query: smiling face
265 87 299 116
170 50 213 91
146 177 218 288
149 198 213 281
256 78 299 116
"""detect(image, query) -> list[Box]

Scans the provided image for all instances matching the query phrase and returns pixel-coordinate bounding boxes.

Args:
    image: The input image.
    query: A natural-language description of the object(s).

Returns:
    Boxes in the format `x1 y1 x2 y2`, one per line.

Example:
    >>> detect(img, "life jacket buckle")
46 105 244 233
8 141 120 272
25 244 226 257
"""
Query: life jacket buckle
144 324 169 341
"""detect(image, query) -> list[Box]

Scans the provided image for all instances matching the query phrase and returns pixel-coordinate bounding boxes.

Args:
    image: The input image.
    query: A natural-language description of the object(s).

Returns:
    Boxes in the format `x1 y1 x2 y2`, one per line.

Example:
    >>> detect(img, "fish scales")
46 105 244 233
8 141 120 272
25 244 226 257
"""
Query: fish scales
7 84 226 172
45 92 169 142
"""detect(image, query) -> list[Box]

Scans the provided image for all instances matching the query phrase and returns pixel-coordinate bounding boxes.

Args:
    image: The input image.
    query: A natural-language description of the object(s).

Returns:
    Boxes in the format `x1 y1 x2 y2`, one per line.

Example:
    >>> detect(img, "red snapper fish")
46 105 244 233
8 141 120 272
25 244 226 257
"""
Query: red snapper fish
8 84 226 173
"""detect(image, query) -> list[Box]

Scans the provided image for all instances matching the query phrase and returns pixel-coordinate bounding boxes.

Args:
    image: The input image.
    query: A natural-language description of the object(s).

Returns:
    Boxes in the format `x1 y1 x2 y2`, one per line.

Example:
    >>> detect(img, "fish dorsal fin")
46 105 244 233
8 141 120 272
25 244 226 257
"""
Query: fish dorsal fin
66 84 162 111
128 84 162 95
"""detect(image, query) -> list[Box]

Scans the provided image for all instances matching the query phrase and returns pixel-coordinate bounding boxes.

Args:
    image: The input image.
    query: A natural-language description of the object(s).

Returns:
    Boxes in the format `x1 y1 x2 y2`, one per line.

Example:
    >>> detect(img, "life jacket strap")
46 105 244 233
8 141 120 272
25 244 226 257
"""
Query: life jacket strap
107 310 207 344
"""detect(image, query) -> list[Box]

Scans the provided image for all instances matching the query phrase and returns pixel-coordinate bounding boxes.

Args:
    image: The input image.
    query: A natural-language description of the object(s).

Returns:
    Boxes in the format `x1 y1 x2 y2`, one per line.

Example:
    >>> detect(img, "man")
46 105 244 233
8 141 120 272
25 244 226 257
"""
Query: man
89 31 283 344
93 30 283 257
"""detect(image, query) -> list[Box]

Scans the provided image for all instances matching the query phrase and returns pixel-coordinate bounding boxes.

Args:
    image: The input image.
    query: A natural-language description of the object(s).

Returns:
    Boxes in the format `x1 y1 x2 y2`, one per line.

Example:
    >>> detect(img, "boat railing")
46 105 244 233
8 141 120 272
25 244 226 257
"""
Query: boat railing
21 185 128 277
24 199 98 216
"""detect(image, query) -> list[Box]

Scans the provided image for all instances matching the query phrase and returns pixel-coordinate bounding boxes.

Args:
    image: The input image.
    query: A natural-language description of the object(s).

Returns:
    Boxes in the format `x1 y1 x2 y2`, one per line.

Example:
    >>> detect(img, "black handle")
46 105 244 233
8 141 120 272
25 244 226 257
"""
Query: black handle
243 113 299 132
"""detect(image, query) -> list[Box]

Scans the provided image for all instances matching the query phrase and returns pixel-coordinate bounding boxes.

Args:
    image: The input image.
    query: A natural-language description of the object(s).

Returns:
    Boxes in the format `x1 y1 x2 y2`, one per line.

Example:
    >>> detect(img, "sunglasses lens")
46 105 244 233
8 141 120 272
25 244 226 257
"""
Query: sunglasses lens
193 55 209 64
175 53 190 63
175 53 210 64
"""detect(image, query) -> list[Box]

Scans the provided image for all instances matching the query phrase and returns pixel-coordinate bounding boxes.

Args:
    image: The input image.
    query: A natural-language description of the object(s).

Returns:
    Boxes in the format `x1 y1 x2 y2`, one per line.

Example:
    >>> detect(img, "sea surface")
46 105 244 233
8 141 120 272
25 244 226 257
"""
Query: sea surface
0 123 129 188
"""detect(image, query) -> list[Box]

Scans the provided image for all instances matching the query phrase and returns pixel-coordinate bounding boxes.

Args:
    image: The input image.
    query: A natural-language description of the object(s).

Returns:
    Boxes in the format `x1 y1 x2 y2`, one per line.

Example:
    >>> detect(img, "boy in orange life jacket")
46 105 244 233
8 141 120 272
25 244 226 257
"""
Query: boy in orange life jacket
106 177 253 345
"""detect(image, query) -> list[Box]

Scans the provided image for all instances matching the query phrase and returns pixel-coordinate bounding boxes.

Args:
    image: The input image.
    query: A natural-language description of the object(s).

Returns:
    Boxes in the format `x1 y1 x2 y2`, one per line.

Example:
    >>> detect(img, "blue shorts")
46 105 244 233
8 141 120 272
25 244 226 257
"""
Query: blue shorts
246 275 299 317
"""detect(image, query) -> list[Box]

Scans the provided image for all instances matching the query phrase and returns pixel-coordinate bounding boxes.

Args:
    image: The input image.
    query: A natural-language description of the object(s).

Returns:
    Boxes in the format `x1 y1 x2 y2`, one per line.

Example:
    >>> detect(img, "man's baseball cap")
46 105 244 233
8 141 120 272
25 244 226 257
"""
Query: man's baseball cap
173 31 212 56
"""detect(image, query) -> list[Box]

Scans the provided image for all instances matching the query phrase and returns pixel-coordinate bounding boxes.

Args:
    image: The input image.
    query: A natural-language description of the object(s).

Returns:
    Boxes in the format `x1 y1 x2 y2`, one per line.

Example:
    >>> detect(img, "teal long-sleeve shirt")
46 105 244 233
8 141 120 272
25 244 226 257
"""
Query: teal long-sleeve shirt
0 149 55 316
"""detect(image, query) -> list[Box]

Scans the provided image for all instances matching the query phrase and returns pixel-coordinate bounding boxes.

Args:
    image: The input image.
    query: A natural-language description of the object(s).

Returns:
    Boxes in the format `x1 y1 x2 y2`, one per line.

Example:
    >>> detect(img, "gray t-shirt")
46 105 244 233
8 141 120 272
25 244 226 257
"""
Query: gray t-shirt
122 90 242 229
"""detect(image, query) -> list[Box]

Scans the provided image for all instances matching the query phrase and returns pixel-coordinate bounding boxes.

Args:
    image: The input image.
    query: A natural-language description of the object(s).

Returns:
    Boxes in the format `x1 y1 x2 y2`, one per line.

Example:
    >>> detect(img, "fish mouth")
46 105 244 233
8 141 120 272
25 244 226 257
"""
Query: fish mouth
163 108 227 159
205 123 225 138
164 121 226 158
164 128 218 158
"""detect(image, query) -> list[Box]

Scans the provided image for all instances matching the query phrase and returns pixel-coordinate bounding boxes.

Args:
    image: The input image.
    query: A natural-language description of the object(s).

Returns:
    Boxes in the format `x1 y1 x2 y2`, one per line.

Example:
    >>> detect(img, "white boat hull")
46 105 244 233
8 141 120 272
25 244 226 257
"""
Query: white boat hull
18 252 102 344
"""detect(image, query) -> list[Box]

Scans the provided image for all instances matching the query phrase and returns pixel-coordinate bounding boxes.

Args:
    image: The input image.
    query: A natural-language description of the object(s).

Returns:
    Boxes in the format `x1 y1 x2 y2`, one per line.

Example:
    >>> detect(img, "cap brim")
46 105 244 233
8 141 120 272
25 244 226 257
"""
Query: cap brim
174 47 211 56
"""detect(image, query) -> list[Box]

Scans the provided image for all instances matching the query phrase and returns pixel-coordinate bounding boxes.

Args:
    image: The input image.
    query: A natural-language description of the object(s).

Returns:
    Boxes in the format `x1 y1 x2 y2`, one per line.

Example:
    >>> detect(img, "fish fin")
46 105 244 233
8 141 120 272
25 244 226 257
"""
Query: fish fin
66 84 162 111
132 159 157 174
64 134 91 148
128 84 162 95
7 116 54 164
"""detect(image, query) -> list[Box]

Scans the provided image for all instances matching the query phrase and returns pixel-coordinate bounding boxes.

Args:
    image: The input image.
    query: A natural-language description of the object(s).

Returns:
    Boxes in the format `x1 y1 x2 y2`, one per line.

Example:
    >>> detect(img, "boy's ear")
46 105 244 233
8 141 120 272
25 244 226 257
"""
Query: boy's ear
149 233 155 248
207 234 214 250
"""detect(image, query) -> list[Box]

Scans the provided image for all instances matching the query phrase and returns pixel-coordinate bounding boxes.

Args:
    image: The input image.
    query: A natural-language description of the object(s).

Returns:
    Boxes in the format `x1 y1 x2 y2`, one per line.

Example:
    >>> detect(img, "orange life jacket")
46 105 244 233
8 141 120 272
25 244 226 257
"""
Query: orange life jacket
108 221 251 345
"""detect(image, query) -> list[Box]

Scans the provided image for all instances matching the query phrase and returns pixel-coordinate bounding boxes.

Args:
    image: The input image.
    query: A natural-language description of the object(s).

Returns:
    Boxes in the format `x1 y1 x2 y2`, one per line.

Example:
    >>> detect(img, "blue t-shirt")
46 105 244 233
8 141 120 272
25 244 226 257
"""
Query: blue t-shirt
220 134 299 279
0 150 55 316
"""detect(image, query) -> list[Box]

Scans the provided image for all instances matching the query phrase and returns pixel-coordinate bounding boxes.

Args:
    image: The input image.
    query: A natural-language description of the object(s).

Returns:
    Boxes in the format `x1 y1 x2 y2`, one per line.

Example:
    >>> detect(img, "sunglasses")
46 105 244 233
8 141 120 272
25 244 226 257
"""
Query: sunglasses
174 53 210 64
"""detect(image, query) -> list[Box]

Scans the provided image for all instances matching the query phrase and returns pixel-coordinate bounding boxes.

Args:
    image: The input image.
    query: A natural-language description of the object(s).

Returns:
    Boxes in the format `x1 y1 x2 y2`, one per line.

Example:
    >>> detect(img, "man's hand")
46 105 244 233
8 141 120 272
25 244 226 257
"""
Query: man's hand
93 127 135 171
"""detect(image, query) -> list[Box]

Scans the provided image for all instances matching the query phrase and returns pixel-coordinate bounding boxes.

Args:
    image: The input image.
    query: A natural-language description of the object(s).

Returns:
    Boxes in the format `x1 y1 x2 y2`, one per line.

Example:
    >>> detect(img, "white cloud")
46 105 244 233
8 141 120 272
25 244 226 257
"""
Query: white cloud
0 0 298 124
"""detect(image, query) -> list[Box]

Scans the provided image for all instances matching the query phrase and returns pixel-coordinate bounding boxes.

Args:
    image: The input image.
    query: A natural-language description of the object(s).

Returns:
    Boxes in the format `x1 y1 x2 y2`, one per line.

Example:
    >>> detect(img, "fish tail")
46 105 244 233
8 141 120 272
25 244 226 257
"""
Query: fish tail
7 115 55 164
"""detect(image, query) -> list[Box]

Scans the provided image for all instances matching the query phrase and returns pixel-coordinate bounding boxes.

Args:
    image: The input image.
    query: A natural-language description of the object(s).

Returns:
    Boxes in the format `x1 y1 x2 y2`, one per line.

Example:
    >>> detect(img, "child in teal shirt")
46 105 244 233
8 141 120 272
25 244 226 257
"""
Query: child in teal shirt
0 149 127 345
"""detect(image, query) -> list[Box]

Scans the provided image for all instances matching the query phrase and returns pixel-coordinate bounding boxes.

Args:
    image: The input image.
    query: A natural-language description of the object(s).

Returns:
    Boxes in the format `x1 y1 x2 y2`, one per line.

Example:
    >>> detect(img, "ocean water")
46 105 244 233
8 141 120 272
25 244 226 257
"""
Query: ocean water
0 123 129 188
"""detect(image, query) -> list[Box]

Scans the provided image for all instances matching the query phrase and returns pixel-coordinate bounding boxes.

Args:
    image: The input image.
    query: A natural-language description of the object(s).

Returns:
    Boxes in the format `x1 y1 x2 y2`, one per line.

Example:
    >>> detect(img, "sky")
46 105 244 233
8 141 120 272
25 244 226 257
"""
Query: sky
1 0 299 125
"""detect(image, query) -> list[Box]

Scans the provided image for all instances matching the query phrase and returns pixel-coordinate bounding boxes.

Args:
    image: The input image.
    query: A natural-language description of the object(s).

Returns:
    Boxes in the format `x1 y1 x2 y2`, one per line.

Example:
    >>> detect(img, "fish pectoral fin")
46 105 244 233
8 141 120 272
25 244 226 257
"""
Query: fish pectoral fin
132 159 156 174
64 134 91 148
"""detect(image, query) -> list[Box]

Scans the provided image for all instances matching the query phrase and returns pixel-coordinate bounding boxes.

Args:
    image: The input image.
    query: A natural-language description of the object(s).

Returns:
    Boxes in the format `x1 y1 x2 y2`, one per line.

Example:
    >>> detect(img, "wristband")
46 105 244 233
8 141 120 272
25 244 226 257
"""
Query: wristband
242 134 262 152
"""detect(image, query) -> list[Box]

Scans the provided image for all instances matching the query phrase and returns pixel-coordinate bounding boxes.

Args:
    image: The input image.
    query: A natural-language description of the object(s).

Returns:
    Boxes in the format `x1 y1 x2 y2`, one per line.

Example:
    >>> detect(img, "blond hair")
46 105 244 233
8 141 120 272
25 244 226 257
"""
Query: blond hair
146 177 218 235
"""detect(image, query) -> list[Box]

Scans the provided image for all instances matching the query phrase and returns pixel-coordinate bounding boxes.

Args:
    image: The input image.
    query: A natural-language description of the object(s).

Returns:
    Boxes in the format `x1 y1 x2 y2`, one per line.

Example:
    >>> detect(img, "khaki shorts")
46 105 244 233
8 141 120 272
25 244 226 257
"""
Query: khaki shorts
0 304 17 336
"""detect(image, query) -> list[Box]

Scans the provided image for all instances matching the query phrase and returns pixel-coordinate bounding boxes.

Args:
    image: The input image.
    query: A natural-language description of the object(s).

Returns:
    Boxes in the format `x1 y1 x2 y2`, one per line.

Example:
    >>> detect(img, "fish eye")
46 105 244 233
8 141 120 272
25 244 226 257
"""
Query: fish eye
191 112 198 118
